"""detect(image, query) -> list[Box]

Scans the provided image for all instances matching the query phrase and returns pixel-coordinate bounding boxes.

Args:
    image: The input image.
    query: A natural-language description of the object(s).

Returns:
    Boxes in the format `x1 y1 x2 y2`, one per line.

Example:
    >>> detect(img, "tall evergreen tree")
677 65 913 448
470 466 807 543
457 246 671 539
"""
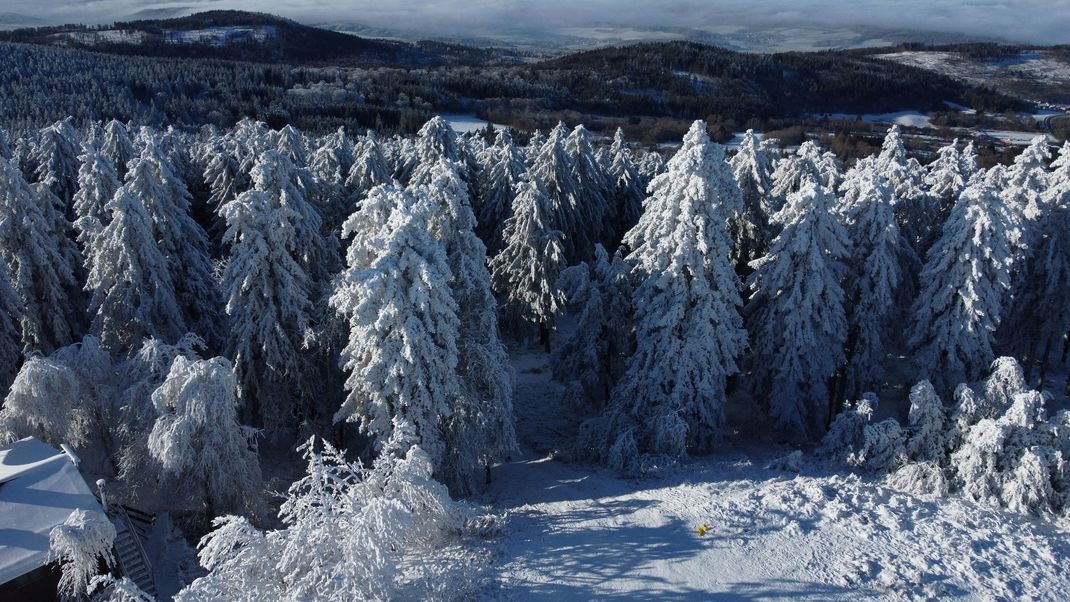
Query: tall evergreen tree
604 128 645 249
910 179 1015 393
0 156 81 353
553 245 632 408
877 126 929 248
30 118 81 212
276 124 308 168
489 178 567 349
584 121 747 470
477 129 526 255
71 146 121 250
771 140 825 204
999 189 1070 387
746 181 850 440
331 194 464 488
220 153 320 429
527 124 588 262
83 187 186 353
101 120 135 180
839 164 916 399
1049 141 1070 199
404 116 460 185
1002 136 1051 247
925 139 968 220
125 137 221 344
0 269 22 393
344 131 392 209
565 125 612 252
411 160 516 494
729 129 776 265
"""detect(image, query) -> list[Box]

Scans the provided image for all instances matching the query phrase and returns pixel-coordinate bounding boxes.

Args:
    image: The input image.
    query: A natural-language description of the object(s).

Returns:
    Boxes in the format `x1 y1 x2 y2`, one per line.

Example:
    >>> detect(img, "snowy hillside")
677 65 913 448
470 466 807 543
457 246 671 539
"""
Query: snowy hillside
876 49 1070 108
483 347 1070 600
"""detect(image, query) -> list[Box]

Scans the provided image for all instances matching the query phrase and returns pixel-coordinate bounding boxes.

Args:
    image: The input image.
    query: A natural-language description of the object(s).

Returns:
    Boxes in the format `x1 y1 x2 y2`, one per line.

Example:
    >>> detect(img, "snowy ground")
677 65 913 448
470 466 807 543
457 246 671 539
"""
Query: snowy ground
479 346 1070 600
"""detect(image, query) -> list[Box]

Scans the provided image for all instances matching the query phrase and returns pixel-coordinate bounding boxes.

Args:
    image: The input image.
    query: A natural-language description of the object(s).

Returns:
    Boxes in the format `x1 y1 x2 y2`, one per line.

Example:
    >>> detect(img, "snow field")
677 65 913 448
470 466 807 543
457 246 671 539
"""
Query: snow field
483 345 1070 600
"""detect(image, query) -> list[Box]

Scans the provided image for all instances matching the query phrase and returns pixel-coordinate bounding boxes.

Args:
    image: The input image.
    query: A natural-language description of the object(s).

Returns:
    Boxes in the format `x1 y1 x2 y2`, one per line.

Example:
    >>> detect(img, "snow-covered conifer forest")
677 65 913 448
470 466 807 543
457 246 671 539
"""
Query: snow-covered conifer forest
1 16 1070 599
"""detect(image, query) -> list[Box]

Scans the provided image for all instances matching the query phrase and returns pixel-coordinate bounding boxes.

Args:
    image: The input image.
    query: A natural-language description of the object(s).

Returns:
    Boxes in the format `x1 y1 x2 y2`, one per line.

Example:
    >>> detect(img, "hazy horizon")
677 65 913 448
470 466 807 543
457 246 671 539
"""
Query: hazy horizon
2 1 1069 47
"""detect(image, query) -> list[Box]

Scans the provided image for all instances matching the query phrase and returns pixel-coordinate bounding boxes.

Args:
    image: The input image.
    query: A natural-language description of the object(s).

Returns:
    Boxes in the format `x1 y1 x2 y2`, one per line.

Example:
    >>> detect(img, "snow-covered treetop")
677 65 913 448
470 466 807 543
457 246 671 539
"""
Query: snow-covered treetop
730 129 774 196
416 116 459 165
926 139 968 203
625 120 742 270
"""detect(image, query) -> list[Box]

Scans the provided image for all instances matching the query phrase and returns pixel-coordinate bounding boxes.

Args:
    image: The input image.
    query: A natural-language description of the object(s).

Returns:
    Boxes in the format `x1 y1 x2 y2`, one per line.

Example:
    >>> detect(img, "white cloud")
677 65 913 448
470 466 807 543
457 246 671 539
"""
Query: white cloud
5 0 1069 45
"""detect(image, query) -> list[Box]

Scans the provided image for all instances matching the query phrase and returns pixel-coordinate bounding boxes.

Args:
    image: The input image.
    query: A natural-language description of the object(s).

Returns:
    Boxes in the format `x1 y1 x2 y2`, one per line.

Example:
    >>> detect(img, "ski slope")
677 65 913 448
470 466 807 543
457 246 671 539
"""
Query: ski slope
480 347 1070 600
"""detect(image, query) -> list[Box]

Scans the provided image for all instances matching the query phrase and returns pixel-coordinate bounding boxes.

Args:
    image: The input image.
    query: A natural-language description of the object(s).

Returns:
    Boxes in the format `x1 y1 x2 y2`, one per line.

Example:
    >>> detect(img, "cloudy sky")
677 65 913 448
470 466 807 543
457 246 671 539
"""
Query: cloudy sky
5 0 1070 45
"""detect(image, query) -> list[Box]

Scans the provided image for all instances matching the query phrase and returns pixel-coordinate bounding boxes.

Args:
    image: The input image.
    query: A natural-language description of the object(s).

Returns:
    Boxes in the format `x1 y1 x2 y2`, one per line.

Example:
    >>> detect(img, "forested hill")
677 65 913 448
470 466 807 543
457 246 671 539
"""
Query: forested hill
0 11 1027 137
533 41 1024 119
0 10 507 67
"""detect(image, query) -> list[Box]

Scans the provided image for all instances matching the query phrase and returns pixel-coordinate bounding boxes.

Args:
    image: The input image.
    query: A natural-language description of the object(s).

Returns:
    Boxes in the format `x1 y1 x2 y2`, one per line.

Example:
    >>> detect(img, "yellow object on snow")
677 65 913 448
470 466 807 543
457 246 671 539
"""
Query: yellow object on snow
696 523 711 536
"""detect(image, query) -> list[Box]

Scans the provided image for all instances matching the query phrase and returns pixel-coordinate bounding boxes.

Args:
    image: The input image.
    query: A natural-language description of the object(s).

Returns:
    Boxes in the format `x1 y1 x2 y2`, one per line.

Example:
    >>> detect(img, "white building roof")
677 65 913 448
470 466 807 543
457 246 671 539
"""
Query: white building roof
0 437 107 585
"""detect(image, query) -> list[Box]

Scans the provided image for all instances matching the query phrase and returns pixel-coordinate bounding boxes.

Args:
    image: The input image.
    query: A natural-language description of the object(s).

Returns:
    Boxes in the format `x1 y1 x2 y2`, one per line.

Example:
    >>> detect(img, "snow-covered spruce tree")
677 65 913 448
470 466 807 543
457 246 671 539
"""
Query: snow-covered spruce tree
770 140 826 204
527 123 589 263
818 393 905 474
410 160 517 495
175 433 497 601
125 138 221 345
909 178 1014 394
477 129 526 255
403 116 460 185
489 178 567 350
1050 141 1070 199
331 195 465 487
220 164 317 429
939 358 1070 516
148 355 263 519
902 380 947 463
553 244 632 408
49 508 116 601
876 125 929 248
0 128 12 160
0 269 21 393
111 335 207 503
525 129 546 163
925 139 968 223
71 146 122 250
729 129 776 265
838 163 917 399
637 149 666 183
101 120 136 180
203 140 248 214
83 187 187 353
959 139 978 176
565 125 612 249
999 191 1070 385
604 128 645 247
30 118 82 211
746 180 850 440
276 124 308 168
581 121 747 470
344 130 393 208
0 156 81 353
1002 136 1051 229
876 125 925 202
309 126 355 186
818 395 875 467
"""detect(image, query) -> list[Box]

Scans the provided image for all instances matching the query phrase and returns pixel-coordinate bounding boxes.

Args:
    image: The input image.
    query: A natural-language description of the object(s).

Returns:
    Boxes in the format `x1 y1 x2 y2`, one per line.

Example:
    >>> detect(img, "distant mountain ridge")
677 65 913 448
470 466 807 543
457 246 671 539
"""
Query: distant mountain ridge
0 10 511 66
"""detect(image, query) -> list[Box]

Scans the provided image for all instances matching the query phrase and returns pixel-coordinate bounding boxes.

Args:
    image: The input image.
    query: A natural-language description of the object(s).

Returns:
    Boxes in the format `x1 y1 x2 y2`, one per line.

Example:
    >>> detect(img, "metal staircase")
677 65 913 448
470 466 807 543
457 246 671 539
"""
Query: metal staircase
110 506 158 599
